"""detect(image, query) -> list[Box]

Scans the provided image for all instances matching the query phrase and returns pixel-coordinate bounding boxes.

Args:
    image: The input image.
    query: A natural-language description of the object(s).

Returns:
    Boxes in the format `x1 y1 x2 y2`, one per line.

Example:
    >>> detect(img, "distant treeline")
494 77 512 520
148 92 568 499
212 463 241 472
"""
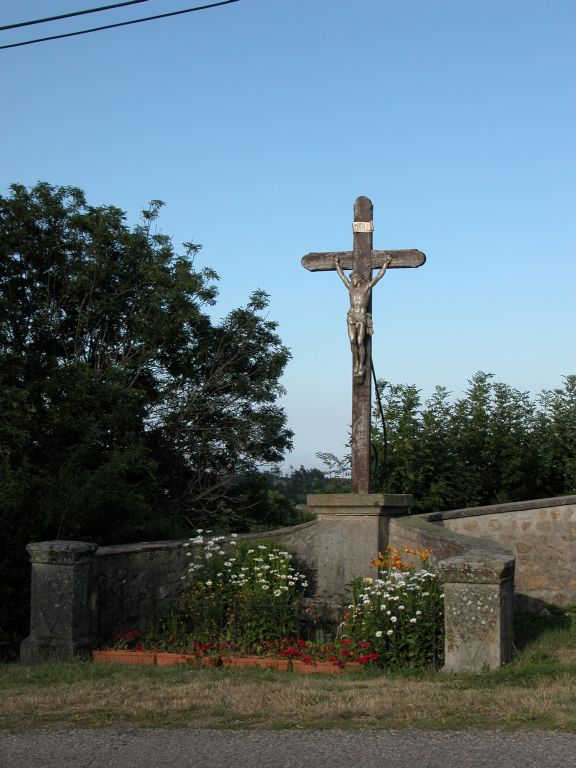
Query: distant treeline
262 465 350 506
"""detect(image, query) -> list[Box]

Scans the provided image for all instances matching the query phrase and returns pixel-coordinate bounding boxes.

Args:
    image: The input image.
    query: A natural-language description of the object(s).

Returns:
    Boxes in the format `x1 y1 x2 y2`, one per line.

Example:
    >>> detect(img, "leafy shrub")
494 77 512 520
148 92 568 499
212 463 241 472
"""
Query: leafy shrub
342 546 444 669
176 532 309 647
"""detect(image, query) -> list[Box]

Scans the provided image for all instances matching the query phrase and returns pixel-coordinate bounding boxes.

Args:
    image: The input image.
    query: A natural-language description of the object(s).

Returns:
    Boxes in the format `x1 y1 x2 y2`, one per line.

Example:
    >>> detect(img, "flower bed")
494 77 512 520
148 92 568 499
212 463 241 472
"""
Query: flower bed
94 538 444 673
343 546 444 669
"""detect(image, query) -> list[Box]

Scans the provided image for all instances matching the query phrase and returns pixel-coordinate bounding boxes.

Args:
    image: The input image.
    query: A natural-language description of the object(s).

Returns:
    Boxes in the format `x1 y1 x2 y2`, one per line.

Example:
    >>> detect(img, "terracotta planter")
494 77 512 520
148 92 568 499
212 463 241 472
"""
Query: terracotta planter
92 650 156 665
157 653 220 668
155 652 192 666
290 659 344 674
220 655 290 671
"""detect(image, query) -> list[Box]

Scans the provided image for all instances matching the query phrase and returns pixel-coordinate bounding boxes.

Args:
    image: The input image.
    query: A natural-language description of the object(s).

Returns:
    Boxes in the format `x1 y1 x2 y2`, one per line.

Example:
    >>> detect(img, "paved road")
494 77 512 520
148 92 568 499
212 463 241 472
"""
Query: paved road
2 728 576 768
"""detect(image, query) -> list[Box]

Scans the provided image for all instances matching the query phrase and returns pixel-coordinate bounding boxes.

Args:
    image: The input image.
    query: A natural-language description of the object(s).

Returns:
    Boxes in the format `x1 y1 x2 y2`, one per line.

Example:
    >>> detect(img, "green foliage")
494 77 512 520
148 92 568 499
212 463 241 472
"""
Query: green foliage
215 471 315 533
173 534 309 648
371 371 576 512
0 182 293 656
343 550 444 670
261 464 350 505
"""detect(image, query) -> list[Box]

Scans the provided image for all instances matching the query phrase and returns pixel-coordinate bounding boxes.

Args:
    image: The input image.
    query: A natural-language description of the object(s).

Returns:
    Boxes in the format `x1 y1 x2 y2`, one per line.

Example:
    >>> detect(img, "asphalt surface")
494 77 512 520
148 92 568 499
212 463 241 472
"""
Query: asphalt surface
2 728 576 768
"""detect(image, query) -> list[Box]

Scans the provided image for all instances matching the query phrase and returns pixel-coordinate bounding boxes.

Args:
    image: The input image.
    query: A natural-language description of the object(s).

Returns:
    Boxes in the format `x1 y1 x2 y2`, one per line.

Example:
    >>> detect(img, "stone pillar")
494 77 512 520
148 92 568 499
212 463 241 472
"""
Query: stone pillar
306 494 412 602
439 552 515 672
20 541 98 663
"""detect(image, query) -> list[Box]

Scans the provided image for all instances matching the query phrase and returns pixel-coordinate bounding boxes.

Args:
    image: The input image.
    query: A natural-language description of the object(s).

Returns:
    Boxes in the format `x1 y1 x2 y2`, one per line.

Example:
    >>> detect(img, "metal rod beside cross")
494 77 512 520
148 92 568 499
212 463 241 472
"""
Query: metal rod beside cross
301 196 426 494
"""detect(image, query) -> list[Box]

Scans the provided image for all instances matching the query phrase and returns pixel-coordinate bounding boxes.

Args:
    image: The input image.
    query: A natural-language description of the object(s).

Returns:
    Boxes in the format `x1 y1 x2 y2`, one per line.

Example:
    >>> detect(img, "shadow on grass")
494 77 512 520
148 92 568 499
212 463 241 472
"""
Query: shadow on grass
513 603 573 651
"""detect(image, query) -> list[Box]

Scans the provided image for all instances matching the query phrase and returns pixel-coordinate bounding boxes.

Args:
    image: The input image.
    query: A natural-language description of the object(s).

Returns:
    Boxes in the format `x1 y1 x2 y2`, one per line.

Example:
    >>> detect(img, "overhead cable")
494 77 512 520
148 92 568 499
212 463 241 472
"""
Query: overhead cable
0 0 240 51
0 1 151 32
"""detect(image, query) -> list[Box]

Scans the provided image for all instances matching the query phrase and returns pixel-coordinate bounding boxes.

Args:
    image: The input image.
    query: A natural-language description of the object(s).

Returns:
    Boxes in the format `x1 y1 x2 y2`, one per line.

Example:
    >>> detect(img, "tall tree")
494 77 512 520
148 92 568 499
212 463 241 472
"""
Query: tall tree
0 182 292 655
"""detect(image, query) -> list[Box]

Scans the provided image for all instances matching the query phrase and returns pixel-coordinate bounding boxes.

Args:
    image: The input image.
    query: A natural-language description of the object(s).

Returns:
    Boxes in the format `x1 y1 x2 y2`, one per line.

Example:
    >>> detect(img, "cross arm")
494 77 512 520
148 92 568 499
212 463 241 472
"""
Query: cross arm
301 249 426 272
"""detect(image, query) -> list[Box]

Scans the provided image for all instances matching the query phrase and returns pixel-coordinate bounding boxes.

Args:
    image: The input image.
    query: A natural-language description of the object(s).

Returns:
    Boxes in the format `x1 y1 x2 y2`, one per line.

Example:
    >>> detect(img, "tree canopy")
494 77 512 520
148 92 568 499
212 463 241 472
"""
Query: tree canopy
0 181 293 655
370 371 576 512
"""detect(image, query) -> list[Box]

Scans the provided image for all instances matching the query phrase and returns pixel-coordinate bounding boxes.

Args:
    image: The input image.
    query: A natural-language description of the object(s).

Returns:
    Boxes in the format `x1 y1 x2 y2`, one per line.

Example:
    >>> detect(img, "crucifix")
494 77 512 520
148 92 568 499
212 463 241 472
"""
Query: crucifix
301 196 426 494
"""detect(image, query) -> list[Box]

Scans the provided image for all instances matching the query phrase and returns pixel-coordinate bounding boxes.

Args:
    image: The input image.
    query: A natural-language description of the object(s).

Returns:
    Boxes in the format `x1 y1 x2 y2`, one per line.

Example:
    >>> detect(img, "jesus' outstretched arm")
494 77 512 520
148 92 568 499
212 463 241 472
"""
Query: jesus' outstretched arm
369 253 393 289
334 254 351 289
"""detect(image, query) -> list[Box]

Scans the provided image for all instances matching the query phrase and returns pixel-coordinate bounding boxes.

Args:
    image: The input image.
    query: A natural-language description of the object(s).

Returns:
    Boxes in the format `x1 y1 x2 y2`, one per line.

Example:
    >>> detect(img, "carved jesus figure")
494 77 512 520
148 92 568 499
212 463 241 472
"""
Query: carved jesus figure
335 253 392 380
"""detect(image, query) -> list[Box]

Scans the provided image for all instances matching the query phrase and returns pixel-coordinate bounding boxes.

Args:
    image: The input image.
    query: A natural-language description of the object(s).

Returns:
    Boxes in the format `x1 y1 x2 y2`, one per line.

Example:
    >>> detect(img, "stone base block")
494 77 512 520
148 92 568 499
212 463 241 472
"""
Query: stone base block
440 553 515 672
306 493 412 601
20 635 95 664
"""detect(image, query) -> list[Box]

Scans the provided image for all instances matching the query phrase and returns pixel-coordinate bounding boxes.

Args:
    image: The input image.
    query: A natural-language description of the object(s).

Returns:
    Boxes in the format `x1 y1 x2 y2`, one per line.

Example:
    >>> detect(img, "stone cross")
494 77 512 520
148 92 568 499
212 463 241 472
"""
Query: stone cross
301 196 426 494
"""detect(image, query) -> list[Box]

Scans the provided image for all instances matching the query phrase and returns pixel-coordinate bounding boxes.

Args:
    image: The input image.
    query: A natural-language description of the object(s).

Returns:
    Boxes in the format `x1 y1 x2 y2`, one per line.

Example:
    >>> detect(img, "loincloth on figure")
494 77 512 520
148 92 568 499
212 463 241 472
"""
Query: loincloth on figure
347 309 373 335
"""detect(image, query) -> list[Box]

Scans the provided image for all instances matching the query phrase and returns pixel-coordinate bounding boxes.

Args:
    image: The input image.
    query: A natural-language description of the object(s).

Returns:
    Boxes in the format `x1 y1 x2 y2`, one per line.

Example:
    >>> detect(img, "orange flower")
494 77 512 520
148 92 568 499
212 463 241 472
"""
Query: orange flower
372 545 432 573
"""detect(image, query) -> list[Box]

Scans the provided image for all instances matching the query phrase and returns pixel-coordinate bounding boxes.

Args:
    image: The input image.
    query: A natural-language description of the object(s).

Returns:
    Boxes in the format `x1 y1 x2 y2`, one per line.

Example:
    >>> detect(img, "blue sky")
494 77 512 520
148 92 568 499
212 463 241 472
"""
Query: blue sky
2 0 575 469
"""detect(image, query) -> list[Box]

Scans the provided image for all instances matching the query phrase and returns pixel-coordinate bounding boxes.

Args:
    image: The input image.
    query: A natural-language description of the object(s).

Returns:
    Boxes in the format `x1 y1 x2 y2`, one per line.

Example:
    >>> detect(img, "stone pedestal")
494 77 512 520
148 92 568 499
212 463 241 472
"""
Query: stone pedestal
439 552 515 672
20 541 98 663
306 494 412 603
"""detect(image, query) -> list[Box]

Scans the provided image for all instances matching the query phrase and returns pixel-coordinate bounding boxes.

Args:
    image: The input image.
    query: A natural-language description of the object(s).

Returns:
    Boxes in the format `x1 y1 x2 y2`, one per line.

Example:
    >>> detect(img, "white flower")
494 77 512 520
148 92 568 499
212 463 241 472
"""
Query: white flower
205 580 213 586
375 631 383 638
410 618 417 623
387 629 393 636
415 610 422 616
390 616 397 623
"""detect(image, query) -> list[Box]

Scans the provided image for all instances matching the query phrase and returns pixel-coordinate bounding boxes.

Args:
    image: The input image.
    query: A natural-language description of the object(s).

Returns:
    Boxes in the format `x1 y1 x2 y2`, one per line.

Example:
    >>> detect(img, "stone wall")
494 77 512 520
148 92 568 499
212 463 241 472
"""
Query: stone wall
94 521 322 642
423 496 576 608
20 522 320 662
94 540 189 641
21 496 575 670
388 515 515 672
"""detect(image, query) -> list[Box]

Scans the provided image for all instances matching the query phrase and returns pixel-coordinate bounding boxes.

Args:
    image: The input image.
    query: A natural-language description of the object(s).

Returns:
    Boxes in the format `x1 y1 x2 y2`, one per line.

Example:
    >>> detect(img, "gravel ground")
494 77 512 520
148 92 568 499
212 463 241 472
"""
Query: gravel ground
2 728 576 768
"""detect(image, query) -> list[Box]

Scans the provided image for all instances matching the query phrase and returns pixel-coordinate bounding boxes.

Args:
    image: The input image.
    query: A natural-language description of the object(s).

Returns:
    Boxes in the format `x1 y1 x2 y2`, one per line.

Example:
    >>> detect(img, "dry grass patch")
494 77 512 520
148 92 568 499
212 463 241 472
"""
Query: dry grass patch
2 665 576 732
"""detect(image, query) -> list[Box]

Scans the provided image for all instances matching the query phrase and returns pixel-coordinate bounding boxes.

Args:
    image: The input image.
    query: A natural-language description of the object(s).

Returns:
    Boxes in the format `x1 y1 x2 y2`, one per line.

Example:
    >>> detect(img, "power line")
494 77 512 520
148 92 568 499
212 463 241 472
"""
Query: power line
0 1 151 32
0 0 240 51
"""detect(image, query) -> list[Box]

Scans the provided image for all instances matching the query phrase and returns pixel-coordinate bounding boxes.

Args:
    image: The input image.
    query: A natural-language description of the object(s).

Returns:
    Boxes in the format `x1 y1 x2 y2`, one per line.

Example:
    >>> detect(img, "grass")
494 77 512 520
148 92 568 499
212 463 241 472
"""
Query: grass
1 609 575 732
